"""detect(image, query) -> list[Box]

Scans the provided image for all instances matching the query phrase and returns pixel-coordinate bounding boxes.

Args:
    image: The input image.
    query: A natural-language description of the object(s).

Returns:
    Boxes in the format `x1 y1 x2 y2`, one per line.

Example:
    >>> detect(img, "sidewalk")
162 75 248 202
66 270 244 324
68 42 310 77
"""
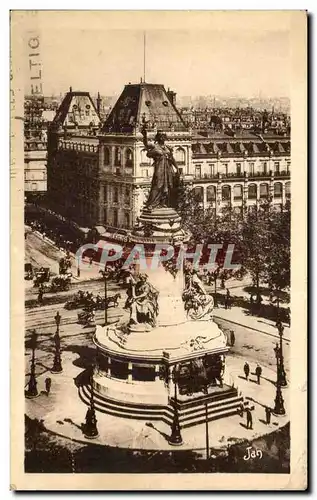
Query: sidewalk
214 305 290 342
25 351 289 452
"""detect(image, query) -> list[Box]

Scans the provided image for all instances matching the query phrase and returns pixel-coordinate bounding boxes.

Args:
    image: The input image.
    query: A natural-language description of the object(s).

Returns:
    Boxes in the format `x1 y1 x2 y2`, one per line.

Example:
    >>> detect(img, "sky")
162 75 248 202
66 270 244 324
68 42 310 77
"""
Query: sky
24 20 291 99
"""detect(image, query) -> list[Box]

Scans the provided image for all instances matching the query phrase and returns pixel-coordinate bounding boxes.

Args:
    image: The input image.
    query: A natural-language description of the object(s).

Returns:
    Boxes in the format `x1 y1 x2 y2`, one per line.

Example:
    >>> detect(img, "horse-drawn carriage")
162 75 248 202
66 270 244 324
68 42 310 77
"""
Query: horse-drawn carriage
24 263 34 280
77 308 95 325
59 256 72 275
33 267 51 287
64 290 93 310
49 274 72 292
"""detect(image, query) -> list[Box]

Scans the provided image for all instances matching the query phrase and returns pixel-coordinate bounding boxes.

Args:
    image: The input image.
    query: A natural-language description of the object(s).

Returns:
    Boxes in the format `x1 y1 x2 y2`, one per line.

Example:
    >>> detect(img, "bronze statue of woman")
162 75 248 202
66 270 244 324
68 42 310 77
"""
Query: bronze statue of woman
141 126 180 210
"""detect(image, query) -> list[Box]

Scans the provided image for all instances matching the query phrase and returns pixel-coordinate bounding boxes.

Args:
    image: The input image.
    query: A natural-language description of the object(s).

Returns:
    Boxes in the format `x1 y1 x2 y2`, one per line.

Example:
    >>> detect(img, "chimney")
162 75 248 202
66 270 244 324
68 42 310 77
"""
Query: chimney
96 92 102 116
167 89 177 106
69 86 73 93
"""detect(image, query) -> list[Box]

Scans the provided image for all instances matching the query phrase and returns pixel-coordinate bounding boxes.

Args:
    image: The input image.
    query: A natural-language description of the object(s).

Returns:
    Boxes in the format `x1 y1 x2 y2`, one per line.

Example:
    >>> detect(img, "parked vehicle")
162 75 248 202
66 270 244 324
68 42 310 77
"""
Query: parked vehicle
77 308 95 325
33 267 50 287
24 263 34 280
50 274 72 292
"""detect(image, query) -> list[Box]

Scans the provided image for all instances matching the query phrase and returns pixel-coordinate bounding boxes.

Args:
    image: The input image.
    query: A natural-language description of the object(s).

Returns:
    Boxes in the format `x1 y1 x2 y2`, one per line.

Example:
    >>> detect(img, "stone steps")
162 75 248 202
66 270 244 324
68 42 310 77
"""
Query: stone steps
78 384 249 429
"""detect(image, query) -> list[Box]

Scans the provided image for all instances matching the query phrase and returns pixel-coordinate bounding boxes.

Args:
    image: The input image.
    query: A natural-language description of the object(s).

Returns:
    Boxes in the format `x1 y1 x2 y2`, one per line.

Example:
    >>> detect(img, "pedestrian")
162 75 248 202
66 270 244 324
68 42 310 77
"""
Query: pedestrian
286 307 291 328
45 377 52 396
226 288 231 309
256 294 263 316
54 311 61 328
238 402 244 417
77 266 80 278
89 256 93 267
246 408 253 429
250 294 254 315
243 362 250 381
38 285 44 305
265 406 271 425
230 330 235 347
255 364 262 384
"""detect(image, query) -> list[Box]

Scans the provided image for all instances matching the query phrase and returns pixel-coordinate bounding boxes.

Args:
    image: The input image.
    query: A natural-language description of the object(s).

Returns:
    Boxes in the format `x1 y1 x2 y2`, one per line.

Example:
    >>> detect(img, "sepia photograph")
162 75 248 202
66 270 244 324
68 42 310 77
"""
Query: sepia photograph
10 10 307 490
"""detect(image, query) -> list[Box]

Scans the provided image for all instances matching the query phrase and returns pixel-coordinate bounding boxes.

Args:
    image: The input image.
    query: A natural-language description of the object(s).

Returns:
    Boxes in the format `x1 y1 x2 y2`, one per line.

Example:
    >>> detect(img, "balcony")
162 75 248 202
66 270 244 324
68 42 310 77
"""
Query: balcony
274 170 290 178
249 171 272 180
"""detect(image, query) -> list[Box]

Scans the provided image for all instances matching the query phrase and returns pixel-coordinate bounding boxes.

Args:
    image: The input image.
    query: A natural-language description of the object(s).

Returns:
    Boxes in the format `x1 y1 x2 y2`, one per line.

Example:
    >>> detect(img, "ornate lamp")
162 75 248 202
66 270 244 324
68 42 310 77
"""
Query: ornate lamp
25 330 39 399
273 343 286 415
276 319 287 387
168 365 183 446
84 364 99 439
51 311 63 373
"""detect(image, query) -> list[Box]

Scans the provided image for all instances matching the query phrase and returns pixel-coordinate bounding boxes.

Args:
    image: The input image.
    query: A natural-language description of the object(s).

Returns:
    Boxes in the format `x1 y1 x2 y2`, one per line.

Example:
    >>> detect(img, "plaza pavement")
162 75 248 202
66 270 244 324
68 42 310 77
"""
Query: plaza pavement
25 348 289 453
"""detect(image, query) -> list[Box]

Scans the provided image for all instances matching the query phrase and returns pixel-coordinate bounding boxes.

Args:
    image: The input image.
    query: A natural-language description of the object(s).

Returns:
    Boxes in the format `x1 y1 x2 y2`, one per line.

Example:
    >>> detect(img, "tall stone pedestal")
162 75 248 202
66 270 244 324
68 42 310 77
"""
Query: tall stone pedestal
90 204 236 428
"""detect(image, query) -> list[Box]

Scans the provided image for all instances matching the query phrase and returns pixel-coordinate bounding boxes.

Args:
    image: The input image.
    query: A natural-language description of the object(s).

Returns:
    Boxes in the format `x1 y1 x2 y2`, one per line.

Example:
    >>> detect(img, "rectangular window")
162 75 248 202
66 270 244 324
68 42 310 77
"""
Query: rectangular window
222 163 228 176
263 162 268 174
195 165 202 178
31 182 37 191
274 161 280 174
286 161 291 174
249 162 255 175
236 163 242 176
209 163 215 176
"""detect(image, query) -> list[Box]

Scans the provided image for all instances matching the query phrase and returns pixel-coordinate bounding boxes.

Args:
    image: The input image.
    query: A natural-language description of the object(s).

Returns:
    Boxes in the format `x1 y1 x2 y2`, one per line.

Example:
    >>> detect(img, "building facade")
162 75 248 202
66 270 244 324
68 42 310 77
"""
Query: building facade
46 83 291 234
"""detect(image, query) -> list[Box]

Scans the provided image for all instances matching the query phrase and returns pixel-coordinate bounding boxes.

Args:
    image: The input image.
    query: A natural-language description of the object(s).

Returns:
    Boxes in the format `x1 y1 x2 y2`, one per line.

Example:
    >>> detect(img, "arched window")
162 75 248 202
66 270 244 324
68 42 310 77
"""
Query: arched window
248 183 257 199
124 186 130 205
113 186 119 203
206 185 216 202
285 181 291 199
124 211 130 228
222 185 231 201
174 147 185 164
233 184 243 200
125 148 133 167
193 186 204 203
274 182 282 198
114 147 121 166
104 146 110 165
260 183 269 198
140 148 149 165
113 209 118 228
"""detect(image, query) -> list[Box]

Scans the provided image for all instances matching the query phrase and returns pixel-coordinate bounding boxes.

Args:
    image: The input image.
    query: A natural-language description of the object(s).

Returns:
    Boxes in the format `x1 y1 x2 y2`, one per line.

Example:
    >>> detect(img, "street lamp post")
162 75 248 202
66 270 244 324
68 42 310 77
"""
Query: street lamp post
51 311 63 374
25 330 39 399
168 365 183 446
84 365 99 439
100 269 110 326
273 343 286 416
276 319 287 387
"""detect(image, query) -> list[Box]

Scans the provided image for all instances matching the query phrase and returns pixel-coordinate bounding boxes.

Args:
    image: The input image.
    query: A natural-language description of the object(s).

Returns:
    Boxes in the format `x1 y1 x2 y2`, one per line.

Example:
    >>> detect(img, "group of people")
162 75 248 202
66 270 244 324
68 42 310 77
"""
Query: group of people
243 361 263 385
26 218 79 255
239 402 272 430
239 360 273 430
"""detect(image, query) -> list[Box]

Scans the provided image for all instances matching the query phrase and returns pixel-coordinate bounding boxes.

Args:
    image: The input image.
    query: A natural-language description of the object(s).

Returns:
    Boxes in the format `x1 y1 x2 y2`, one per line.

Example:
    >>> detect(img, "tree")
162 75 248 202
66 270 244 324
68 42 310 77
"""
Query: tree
264 202 291 316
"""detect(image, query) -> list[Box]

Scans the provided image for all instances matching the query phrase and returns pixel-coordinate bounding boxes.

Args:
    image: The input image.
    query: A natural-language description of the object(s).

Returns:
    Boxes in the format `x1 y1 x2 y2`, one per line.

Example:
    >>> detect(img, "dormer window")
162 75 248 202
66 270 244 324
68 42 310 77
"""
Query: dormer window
162 101 169 107
145 100 151 107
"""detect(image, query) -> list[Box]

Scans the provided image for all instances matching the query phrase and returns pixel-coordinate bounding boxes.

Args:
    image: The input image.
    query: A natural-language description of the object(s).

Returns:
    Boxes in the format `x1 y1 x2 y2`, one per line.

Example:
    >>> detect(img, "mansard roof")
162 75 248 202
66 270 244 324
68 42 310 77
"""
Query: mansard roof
52 90 101 129
102 82 188 134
